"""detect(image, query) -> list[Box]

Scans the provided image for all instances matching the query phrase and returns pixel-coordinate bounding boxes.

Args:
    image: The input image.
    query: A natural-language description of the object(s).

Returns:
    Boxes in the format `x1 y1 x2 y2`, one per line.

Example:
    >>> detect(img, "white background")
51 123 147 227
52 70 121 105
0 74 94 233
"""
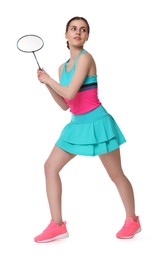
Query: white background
0 0 165 259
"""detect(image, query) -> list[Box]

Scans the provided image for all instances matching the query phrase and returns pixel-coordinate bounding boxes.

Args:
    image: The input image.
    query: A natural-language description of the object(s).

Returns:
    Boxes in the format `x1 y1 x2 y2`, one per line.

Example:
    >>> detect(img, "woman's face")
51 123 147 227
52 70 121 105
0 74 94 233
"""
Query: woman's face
65 19 89 48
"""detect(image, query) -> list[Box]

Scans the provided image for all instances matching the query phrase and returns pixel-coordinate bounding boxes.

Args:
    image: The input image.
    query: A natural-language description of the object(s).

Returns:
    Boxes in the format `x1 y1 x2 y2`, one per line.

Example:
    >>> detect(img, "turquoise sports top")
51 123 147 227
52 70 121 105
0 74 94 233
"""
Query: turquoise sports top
60 50 101 115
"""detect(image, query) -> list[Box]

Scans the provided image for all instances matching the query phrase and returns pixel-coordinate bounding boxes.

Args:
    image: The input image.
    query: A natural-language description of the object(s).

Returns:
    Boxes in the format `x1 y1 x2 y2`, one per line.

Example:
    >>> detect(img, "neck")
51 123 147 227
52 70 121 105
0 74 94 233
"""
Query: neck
69 47 84 61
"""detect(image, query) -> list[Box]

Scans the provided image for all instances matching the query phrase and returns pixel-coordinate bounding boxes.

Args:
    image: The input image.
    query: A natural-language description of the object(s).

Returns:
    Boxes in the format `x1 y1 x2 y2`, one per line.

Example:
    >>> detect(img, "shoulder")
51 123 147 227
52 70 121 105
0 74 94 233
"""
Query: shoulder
80 51 94 62
58 63 64 78
77 51 96 68
78 51 96 75
59 63 64 71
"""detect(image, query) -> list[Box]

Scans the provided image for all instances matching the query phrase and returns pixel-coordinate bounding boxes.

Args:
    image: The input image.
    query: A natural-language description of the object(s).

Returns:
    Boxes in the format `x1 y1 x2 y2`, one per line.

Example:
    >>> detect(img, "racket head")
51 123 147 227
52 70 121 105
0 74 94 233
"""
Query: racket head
17 34 44 53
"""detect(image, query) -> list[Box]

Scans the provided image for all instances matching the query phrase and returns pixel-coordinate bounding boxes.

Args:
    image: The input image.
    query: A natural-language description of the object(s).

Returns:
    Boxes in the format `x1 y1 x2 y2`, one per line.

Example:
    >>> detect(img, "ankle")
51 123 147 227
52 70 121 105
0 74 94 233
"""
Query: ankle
52 219 63 226
127 215 138 222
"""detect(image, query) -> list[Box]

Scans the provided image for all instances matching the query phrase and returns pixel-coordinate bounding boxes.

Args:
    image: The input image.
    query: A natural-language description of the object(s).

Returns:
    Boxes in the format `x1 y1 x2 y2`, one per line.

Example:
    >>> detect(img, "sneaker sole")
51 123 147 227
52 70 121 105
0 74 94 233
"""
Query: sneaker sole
117 227 142 239
35 232 69 243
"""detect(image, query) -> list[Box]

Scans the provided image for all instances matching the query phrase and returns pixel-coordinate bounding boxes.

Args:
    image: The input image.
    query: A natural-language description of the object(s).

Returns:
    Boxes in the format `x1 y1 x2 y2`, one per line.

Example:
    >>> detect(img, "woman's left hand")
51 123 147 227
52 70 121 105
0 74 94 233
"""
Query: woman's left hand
37 69 51 85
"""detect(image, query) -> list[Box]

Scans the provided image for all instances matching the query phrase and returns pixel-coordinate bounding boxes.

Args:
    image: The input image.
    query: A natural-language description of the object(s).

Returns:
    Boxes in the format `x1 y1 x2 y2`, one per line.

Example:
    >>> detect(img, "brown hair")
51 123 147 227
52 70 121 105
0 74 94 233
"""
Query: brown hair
65 16 90 49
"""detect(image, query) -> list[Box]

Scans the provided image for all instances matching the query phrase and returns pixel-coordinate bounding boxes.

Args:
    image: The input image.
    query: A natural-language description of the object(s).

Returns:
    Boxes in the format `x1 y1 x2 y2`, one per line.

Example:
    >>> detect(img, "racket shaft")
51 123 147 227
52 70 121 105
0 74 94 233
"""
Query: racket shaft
33 52 41 69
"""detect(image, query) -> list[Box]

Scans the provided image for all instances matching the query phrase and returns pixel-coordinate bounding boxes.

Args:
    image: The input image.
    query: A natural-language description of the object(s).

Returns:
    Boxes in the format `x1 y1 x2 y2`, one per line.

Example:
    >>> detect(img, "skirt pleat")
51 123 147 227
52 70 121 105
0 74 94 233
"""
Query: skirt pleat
56 105 126 156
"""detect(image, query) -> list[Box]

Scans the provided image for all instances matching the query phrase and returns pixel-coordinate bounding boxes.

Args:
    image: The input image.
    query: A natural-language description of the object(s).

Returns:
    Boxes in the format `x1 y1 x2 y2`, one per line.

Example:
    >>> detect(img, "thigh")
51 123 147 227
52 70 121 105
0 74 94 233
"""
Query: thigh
45 145 76 172
99 148 123 179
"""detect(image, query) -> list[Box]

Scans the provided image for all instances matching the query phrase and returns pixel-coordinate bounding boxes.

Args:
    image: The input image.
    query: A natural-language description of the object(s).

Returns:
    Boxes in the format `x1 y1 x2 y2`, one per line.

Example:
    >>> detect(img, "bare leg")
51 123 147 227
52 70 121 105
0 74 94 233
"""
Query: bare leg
44 146 76 225
99 149 136 220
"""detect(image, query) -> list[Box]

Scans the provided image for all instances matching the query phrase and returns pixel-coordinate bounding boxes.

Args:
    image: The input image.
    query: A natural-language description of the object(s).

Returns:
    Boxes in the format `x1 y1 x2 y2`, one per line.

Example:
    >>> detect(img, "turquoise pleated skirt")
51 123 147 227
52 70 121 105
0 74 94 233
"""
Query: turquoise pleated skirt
56 105 126 156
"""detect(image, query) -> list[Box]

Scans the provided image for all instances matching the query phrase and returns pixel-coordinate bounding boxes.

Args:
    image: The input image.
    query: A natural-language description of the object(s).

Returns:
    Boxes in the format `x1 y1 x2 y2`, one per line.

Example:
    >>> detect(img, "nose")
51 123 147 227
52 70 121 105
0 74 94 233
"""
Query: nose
76 30 80 35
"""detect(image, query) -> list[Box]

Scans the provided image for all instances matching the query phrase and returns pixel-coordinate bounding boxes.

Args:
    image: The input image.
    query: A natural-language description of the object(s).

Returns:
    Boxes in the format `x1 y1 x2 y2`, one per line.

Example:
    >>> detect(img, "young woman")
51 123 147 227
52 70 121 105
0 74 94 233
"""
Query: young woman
34 16 141 243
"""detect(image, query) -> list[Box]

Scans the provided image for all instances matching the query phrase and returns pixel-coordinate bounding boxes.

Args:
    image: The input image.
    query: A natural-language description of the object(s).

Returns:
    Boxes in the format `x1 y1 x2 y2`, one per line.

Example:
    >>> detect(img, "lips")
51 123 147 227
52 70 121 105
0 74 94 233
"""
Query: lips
74 37 81 40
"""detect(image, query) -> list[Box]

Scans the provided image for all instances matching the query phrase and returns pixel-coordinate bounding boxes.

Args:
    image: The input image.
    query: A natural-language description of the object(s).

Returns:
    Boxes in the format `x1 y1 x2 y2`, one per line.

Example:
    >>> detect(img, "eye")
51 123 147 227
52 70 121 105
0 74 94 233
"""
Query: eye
71 27 76 31
81 28 87 32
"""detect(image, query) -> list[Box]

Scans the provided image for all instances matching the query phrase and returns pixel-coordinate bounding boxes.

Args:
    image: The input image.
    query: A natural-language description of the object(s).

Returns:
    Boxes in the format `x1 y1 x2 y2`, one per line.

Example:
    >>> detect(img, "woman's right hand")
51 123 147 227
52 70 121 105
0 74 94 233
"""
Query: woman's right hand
37 69 52 85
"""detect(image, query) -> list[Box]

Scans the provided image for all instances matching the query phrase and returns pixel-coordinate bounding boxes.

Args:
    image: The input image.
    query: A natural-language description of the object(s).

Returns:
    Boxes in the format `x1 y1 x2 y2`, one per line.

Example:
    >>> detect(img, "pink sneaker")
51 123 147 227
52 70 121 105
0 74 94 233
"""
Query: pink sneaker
116 216 141 239
34 220 69 243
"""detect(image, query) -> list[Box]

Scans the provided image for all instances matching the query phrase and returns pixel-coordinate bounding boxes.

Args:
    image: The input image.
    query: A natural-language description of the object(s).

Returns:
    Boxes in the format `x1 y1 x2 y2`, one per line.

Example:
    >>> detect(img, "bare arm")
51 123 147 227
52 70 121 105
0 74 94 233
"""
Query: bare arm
43 65 69 111
37 52 94 100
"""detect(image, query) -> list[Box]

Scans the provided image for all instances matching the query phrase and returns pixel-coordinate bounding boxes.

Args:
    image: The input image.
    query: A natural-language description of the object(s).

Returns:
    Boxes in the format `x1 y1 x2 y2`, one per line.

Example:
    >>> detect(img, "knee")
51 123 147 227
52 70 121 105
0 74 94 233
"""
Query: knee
44 159 58 178
108 170 125 185
44 160 51 176
110 174 122 184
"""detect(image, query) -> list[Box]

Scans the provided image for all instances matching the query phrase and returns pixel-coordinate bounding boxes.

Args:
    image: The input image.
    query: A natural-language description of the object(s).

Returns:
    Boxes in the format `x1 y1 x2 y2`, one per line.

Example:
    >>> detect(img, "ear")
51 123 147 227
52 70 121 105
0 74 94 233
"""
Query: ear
65 32 68 39
86 36 89 41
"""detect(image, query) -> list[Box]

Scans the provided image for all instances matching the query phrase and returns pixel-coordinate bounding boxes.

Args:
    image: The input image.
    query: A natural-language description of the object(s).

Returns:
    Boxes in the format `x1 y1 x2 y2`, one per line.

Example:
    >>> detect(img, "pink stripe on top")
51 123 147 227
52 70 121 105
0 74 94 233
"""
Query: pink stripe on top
64 88 101 115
